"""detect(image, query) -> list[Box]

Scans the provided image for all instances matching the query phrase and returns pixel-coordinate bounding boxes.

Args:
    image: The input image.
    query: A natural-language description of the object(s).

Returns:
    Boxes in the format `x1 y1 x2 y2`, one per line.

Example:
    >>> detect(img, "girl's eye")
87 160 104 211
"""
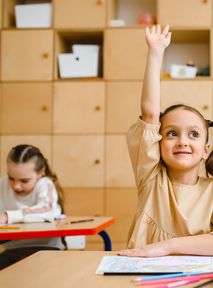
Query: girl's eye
8 177 14 181
21 180 29 184
167 130 177 137
189 131 199 139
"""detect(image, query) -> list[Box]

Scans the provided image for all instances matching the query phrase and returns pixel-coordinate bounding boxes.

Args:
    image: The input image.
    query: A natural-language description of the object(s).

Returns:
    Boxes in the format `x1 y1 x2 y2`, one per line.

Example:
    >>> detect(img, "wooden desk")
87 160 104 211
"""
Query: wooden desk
0 216 115 251
0 251 212 288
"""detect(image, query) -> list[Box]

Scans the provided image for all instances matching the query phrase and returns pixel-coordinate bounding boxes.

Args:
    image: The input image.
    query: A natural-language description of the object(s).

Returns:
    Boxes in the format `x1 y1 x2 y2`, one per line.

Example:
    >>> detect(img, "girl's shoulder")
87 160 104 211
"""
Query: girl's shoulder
0 175 9 186
36 176 55 188
127 117 162 141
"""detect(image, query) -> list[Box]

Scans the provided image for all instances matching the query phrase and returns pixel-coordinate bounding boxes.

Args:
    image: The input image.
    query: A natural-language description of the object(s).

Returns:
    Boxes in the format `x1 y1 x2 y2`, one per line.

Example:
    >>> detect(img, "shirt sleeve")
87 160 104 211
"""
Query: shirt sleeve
7 178 61 224
126 117 162 188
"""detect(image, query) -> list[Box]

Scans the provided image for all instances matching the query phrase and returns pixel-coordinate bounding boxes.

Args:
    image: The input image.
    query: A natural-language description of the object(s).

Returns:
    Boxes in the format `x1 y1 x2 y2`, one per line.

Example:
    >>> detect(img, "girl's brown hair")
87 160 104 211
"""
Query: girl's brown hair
7 144 64 209
160 104 213 177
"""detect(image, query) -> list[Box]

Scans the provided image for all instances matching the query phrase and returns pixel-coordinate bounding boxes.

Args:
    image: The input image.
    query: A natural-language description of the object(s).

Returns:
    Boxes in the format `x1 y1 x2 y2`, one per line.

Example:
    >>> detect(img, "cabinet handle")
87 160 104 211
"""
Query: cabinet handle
96 0 103 4
42 53 49 59
94 159 101 165
202 0 208 3
94 105 101 111
202 104 209 110
42 106 48 112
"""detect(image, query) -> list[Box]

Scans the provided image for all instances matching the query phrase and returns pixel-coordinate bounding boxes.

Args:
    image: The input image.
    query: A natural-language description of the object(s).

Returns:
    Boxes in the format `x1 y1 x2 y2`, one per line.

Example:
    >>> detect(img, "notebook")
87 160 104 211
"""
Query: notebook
95 255 213 275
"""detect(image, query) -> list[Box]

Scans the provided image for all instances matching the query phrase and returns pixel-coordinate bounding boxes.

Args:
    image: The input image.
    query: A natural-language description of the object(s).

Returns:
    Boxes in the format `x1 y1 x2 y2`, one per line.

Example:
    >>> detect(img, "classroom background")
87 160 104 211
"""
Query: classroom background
0 0 212 251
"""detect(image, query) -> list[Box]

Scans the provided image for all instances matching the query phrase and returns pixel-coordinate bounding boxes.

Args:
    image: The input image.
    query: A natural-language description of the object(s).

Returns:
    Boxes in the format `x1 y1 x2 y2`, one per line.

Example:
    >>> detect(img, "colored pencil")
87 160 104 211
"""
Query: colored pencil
0 225 20 229
133 272 213 282
152 278 202 288
70 218 94 224
134 273 213 286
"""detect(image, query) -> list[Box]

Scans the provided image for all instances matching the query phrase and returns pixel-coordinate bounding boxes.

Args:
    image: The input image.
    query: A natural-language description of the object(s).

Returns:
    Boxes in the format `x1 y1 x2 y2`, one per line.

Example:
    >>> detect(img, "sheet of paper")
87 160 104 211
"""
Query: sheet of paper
96 255 213 275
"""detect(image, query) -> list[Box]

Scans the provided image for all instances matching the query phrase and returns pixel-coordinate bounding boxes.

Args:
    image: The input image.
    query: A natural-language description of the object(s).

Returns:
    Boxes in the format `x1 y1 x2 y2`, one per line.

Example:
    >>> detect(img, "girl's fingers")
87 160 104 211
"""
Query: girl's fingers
146 24 170 37
151 25 156 34
145 26 150 37
156 24 161 35
162 24 170 35
166 32 172 42
118 248 146 257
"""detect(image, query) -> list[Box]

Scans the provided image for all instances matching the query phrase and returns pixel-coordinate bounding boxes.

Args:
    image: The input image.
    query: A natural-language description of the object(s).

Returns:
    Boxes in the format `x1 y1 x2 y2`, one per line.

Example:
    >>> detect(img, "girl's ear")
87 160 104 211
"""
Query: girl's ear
203 143 211 160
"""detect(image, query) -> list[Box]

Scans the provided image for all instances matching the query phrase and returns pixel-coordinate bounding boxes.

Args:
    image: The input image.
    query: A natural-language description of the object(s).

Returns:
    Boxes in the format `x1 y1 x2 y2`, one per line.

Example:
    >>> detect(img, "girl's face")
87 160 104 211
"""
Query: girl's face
7 160 43 196
160 109 209 175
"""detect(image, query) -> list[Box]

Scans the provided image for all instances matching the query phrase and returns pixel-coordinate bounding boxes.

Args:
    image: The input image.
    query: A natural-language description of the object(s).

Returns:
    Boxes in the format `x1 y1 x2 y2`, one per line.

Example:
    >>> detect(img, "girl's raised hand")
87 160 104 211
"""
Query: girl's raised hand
145 24 171 50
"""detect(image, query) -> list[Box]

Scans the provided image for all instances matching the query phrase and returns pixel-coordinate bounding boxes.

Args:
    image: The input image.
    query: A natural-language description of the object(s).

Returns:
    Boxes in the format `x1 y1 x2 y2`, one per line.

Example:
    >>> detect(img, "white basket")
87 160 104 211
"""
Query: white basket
170 64 197 78
58 45 100 78
15 3 52 28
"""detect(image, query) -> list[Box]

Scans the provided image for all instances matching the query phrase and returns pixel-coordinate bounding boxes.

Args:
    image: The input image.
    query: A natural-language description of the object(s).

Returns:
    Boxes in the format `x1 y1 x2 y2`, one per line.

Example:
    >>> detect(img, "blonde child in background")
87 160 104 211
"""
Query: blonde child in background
118 25 213 257
0 144 65 269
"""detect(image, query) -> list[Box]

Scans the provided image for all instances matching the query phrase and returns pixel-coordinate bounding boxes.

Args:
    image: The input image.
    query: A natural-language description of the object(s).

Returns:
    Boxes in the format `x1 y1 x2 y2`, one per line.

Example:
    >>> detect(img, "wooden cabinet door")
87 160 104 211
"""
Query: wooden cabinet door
106 135 135 187
161 80 212 120
106 81 141 133
53 135 104 187
0 135 52 175
104 28 147 80
158 0 212 27
53 0 106 28
0 84 2 133
0 0 2 29
64 188 104 216
1 30 53 81
1 83 52 134
53 81 105 134
105 188 137 243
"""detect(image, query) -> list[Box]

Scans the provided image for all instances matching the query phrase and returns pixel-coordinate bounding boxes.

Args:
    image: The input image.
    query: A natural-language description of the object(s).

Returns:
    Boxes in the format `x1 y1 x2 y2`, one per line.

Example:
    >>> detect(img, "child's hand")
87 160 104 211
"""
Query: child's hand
145 24 171 51
117 240 172 257
0 212 8 224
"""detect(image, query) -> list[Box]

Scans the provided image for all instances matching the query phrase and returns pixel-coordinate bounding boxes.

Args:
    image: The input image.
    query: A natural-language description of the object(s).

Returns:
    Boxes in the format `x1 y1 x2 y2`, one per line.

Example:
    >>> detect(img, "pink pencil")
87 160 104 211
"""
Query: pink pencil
134 274 213 286
152 278 202 288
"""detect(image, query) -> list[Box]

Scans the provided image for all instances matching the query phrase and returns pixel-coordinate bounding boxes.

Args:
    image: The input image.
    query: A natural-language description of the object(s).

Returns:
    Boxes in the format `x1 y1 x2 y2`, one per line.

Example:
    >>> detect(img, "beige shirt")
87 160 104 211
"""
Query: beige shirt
127 118 213 248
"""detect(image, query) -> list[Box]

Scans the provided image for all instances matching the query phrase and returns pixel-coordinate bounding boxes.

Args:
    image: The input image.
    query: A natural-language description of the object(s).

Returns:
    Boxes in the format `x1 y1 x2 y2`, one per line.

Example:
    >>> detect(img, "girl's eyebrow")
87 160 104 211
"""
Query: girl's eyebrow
7 174 31 181
161 125 203 131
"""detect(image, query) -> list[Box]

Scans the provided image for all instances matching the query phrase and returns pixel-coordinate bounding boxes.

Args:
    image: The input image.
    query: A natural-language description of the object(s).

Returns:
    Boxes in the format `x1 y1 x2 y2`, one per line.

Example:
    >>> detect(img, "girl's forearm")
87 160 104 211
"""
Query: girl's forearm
141 25 171 123
141 49 164 123
169 233 213 255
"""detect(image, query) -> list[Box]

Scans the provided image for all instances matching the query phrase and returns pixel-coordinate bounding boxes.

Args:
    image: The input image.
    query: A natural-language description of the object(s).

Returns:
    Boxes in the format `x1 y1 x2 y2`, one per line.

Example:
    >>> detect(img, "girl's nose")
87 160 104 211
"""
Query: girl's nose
13 183 22 191
177 136 188 147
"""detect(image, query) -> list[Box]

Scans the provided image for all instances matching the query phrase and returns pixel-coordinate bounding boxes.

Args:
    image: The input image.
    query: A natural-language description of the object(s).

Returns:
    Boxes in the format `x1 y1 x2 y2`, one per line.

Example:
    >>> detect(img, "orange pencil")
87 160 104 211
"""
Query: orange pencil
0 225 20 229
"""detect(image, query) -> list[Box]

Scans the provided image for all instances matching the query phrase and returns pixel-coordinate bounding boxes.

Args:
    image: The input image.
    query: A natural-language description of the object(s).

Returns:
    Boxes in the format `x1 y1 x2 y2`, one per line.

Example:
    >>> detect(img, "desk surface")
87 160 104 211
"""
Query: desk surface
0 216 115 240
0 251 212 288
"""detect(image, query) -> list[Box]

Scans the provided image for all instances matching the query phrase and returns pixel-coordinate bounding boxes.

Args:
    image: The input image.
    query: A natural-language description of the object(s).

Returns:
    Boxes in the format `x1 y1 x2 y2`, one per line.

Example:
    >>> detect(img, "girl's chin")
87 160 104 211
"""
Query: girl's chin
14 191 29 196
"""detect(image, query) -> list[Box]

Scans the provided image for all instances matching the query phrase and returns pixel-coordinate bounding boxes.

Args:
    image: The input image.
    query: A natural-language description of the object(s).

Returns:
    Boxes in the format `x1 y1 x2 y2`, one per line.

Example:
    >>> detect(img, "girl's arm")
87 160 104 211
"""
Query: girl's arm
118 233 213 257
6 180 61 224
141 25 171 124
0 213 8 224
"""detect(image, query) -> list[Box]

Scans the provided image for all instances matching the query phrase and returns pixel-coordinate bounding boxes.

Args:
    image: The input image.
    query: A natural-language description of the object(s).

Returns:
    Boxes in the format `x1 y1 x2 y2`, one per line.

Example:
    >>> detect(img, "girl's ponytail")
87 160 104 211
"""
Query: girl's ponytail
205 120 213 177
206 150 213 177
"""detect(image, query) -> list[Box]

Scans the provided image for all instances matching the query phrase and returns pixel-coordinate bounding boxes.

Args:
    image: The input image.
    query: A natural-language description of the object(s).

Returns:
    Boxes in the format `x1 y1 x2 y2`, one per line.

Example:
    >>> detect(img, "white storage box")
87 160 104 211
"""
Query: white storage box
170 64 197 79
58 45 100 78
15 3 52 28
72 44 99 55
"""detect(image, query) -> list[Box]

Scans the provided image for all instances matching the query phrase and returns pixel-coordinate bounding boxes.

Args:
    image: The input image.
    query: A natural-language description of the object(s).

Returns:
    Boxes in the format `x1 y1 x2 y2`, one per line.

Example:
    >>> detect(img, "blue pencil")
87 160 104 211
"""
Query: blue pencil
133 271 213 282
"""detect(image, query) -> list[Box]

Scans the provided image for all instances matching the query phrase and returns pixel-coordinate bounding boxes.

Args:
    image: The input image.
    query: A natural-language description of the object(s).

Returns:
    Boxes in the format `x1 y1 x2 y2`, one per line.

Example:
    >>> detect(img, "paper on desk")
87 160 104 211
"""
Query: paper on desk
95 255 213 275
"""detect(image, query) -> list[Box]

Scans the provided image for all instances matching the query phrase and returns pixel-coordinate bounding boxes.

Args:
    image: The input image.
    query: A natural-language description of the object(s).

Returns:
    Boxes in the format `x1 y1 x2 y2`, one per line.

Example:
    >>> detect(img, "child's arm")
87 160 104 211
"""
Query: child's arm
141 25 171 124
6 180 61 224
118 233 213 257
0 212 8 224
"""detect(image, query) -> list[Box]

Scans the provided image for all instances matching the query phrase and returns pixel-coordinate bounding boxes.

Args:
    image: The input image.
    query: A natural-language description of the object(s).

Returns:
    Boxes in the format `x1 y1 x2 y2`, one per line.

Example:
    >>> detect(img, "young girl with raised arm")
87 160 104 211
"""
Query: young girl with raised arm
0 144 65 269
118 25 213 257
